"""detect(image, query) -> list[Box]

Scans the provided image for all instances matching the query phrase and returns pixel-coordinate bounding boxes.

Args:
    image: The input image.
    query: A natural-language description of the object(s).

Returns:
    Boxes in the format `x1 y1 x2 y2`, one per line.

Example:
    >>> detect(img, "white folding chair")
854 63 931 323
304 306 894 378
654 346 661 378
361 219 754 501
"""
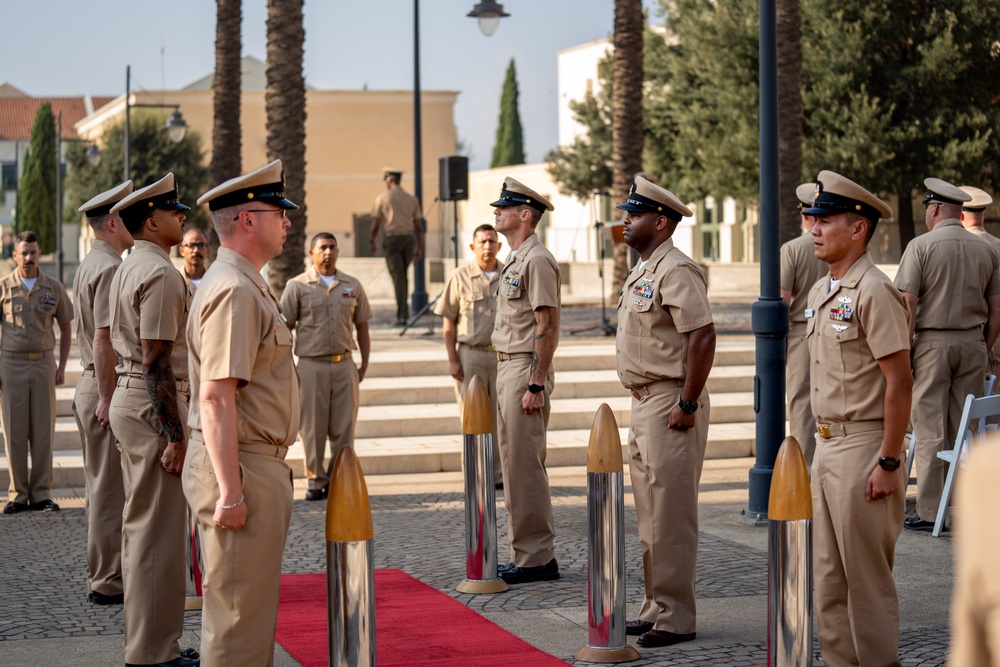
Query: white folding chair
905 374 995 492
932 391 1000 537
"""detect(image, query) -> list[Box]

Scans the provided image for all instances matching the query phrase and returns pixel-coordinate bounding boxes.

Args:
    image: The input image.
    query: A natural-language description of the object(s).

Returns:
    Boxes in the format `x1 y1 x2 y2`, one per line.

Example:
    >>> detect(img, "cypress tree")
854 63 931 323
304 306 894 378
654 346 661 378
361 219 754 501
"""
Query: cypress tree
18 103 57 253
491 59 526 168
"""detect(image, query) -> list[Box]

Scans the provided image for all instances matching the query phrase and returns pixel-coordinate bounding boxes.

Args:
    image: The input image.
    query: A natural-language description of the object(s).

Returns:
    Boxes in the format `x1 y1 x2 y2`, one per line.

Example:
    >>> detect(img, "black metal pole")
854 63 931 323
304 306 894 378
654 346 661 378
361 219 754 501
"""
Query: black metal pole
55 112 63 283
747 0 788 519
124 65 131 183
453 200 460 268
410 0 429 314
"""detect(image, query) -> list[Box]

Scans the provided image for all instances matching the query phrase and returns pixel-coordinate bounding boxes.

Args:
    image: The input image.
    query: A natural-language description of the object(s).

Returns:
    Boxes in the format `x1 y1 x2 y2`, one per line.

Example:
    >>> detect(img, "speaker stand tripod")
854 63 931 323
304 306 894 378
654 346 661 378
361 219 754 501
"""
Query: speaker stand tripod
570 221 616 337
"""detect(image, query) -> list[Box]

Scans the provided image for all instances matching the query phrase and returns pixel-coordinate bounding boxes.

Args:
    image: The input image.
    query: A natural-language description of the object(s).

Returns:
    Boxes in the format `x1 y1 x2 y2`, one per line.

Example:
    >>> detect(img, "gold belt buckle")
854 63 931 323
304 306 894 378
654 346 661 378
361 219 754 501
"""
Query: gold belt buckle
497 352 505 362
330 353 343 363
818 423 832 440
27 352 40 361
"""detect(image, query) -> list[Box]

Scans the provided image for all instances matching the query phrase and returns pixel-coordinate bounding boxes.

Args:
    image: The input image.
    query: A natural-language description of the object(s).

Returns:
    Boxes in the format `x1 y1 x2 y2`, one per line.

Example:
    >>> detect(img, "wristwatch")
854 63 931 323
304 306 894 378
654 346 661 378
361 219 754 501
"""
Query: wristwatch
877 457 901 471
528 383 545 394
678 399 699 414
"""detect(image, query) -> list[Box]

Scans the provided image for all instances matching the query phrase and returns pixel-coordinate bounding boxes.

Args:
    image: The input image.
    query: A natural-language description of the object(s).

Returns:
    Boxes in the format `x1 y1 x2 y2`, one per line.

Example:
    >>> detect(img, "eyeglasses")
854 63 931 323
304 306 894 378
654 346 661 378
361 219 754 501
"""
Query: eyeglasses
922 200 942 209
181 242 208 249
234 208 287 221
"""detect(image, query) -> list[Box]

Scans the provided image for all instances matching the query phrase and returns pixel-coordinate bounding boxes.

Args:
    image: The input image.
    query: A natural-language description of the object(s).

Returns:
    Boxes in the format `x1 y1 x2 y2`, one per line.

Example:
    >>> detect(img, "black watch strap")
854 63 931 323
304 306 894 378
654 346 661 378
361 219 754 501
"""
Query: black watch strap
528 383 544 394
679 399 698 414
878 457 901 471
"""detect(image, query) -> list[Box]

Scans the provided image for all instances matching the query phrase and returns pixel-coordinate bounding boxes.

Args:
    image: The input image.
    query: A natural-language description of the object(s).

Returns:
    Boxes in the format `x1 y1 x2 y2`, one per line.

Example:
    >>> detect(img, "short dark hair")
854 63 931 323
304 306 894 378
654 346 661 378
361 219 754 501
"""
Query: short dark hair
119 206 152 235
87 214 113 233
386 173 401 185
16 230 38 245
472 224 497 239
310 232 337 248
845 212 877 244
516 204 543 227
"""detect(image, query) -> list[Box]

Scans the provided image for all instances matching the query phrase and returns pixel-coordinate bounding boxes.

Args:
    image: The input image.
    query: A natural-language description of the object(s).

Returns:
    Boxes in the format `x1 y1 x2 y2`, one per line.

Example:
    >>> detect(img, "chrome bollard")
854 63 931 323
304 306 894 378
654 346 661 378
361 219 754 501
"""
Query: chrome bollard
326 446 376 667
576 404 639 664
184 506 203 610
767 436 813 667
456 375 508 595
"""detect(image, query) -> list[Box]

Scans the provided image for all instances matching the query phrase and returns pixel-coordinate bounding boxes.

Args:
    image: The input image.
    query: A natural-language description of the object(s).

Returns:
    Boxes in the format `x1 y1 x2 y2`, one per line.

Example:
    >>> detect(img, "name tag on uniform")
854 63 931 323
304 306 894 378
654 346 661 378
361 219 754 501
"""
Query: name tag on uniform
804 308 815 318
829 305 853 322
632 281 653 299
276 313 287 326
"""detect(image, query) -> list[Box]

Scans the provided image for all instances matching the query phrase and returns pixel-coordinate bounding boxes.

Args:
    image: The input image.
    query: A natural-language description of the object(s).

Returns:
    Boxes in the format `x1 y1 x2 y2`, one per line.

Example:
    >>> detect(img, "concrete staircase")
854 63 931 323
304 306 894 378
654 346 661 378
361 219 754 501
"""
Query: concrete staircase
1 336 758 489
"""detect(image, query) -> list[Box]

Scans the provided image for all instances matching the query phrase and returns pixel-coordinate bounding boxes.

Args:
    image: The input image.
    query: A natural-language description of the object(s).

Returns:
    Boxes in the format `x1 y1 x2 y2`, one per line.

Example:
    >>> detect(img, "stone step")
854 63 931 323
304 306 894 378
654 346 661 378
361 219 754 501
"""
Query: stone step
1 421 761 488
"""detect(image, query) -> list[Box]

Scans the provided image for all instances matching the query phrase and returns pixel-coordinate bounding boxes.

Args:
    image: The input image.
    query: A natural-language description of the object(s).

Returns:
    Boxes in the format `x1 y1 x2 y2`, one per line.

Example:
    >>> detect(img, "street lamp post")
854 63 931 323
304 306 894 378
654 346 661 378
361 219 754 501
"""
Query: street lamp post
123 65 189 182
408 1 509 318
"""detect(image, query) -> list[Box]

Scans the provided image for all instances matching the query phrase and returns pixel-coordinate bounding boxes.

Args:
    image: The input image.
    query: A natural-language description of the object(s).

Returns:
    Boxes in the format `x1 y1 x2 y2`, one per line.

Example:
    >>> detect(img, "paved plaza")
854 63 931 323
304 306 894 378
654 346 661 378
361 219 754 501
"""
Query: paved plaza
1 459 952 666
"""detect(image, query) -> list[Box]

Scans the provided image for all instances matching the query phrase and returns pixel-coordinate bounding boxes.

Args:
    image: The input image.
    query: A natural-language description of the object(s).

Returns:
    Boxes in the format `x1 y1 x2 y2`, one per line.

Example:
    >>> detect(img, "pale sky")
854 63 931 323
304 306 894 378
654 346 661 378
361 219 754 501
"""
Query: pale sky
1 0 662 171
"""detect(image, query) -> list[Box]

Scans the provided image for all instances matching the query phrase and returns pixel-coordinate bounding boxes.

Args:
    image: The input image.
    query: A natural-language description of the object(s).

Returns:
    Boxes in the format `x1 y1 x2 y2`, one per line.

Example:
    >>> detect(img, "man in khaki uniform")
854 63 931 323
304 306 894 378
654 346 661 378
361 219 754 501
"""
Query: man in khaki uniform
0 231 73 514
72 181 133 605
780 183 827 467
179 228 209 293
614 177 715 648
951 438 1000 667
434 223 504 487
281 231 372 501
108 173 198 667
183 160 300 666
806 170 912 666
490 177 560 585
959 186 1000 376
370 168 424 325
894 178 1000 532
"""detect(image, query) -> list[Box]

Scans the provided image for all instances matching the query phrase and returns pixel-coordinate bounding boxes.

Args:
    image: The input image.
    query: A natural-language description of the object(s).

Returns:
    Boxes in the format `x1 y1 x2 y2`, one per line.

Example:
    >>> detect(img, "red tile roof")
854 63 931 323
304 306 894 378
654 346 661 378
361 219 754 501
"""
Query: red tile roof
0 96 115 141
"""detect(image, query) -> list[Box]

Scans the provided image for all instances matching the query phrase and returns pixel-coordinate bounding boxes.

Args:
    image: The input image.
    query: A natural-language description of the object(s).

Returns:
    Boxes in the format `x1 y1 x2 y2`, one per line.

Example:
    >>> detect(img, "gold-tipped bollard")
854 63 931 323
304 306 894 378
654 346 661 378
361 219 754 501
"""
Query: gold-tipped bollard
326 446 376 667
767 436 813 667
456 375 508 594
577 404 640 663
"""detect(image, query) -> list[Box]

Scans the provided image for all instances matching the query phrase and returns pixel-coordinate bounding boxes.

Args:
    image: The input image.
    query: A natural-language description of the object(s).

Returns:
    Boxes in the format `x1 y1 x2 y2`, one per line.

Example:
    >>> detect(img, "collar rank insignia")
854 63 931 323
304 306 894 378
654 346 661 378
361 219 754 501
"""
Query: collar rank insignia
633 281 654 299
829 304 853 322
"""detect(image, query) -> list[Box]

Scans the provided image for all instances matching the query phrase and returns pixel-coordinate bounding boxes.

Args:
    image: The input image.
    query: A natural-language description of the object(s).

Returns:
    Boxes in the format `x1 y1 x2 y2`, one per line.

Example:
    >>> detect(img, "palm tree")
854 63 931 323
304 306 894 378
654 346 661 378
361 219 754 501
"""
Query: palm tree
264 0 307 296
776 0 803 245
212 0 242 187
612 0 644 291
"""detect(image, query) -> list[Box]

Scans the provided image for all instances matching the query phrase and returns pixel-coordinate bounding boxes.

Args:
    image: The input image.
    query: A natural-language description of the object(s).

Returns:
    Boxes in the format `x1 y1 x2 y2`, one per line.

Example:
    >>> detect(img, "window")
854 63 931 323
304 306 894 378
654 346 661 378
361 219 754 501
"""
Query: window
1 162 15 192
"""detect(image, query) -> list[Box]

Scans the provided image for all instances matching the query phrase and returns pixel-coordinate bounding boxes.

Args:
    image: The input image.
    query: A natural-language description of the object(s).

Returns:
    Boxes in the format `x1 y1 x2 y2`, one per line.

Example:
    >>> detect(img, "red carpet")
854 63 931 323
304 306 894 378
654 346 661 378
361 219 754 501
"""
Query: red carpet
276 569 571 667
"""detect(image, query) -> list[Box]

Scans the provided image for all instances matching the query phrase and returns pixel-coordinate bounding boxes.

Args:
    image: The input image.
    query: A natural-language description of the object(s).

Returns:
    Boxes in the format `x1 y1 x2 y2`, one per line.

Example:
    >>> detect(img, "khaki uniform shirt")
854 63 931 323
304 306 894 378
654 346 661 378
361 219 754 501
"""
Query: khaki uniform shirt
434 260 504 347
616 238 713 388
372 185 421 237
781 229 827 332
181 269 203 296
73 240 121 370
0 268 73 353
894 218 1000 331
807 252 910 423
967 225 1000 256
280 267 373 358
186 248 299 447
491 235 560 354
109 240 190 380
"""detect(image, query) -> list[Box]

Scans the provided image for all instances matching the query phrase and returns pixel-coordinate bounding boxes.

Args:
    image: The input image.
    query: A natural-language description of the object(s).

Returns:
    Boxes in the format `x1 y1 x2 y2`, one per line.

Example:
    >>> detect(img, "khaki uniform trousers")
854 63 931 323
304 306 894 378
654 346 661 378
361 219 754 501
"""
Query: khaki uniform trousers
628 385 709 634
455 344 502 485
911 329 987 521
297 357 359 492
384 234 414 321
1 353 56 503
786 327 816 468
109 380 189 665
183 434 293 667
72 369 125 596
812 429 904 667
496 355 556 568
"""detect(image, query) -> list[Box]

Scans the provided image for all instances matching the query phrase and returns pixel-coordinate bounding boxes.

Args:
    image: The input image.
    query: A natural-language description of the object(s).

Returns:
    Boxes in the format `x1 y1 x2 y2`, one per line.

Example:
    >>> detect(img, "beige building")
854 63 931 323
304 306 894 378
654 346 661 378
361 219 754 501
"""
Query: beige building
75 56 459 258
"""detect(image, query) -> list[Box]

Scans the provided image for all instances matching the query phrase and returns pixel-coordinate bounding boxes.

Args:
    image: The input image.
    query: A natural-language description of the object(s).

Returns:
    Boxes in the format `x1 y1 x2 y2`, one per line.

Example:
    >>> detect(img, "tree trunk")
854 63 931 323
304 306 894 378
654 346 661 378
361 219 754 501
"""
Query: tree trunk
612 0 644 292
210 0 242 257
264 0 307 297
776 0 803 246
896 188 915 254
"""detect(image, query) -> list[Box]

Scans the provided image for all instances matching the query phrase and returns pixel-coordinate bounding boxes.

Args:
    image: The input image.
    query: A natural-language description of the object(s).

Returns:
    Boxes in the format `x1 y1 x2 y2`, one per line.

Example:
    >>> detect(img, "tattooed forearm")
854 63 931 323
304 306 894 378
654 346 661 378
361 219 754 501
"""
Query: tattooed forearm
530 305 560 383
141 339 186 443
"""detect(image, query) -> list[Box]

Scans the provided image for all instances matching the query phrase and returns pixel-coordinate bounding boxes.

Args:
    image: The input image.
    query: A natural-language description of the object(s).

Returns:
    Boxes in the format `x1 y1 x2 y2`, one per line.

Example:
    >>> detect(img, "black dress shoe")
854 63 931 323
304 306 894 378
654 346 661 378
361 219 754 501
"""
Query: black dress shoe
636 629 697 648
499 558 560 584
29 499 60 512
88 591 124 605
180 648 200 660
125 654 200 667
3 501 29 514
625 620 654 636
305 488 327 501
903 516 945 532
